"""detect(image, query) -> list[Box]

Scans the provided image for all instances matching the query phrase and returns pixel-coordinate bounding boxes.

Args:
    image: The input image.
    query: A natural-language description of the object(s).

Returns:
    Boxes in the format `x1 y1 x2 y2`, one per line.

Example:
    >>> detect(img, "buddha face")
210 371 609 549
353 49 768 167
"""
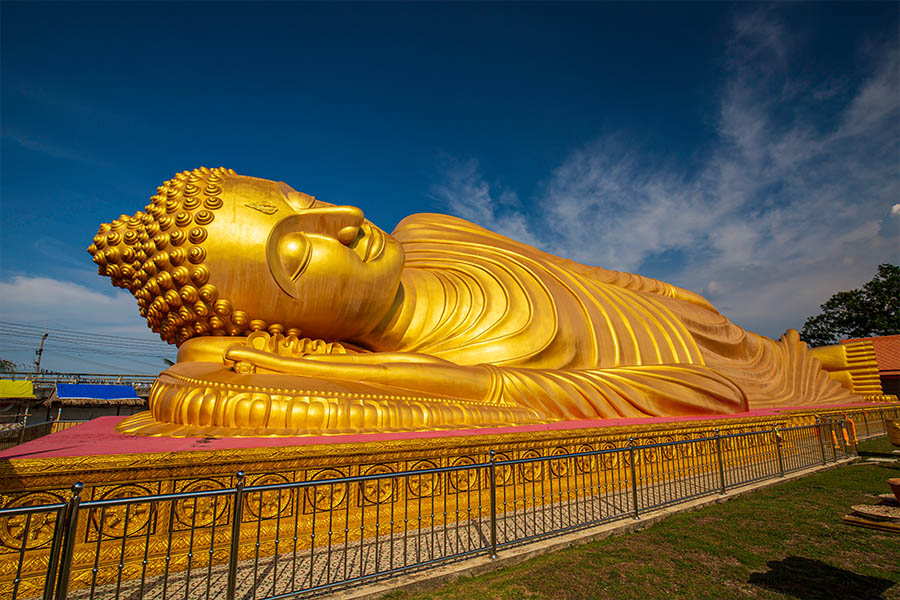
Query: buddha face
89 168 405 344
221 174 406 340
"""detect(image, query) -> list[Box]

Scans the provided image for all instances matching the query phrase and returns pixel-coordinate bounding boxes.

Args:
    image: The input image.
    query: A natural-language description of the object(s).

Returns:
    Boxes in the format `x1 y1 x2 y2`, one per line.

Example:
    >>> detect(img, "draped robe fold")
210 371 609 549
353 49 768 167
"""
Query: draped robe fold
368 214 852 419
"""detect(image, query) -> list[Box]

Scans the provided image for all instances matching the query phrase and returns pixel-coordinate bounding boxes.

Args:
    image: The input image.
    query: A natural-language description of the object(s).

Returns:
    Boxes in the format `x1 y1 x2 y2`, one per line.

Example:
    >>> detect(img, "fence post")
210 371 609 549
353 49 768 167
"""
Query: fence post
53 482 83 600
882 409 888 437
841 420 853 457
41 506 66 600
17 407 30 445
774 427 785 477
488 450 498 558
834 420 841 458
828 419 838 462
715 429 727 494
863 410 871 438
816 417 826 466
835 420 843 458
226 471 245 600
628 438 639 519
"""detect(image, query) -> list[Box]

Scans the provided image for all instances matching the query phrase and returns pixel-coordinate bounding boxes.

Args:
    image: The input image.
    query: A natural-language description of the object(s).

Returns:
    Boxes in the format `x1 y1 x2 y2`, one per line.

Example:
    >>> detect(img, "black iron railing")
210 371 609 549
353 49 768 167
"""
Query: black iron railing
0 406 896 600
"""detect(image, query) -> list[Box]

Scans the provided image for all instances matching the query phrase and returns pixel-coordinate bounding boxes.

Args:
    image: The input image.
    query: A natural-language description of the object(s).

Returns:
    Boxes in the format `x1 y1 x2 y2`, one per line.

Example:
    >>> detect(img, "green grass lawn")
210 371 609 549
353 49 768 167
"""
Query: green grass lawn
385 437 900 600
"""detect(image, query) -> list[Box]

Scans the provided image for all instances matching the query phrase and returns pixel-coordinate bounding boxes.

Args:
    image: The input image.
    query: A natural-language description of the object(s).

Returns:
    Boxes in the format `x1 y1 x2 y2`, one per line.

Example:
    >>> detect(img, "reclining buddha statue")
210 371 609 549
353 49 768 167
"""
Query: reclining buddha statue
88 167 855 436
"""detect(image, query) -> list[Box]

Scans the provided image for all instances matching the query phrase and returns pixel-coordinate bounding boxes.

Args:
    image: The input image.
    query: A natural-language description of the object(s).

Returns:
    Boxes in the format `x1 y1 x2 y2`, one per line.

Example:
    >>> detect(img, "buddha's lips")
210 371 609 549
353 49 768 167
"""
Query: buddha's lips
356 223 386 263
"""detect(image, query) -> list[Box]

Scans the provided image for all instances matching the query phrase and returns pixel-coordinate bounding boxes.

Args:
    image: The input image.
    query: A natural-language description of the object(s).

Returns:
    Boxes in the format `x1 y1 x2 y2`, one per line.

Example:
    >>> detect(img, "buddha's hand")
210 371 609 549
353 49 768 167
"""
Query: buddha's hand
175 331 349 365
223 332 495 403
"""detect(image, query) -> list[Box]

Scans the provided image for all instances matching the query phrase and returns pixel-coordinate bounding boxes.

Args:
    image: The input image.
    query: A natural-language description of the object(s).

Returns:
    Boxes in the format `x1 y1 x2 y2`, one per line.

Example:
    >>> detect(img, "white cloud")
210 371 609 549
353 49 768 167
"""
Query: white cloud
0 276 174 373
429 158 541 248
434 11 899 339
2 126 109 166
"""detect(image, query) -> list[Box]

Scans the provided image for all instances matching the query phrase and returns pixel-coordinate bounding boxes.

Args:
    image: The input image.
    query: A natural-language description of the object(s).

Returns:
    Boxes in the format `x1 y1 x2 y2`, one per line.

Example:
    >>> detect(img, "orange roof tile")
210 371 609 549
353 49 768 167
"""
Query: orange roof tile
843 334 900 372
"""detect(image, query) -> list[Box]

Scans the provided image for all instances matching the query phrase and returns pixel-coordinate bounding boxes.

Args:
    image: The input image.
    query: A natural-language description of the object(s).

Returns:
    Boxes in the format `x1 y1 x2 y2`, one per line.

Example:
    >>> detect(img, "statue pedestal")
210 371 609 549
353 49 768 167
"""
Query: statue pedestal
1 402 896 598
0 407 855 491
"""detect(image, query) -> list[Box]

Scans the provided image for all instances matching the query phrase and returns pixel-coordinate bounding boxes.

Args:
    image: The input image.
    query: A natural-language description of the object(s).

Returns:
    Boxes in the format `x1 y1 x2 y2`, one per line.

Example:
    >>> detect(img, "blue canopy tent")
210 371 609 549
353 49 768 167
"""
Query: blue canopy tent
44 384 146 422
47 384 144 406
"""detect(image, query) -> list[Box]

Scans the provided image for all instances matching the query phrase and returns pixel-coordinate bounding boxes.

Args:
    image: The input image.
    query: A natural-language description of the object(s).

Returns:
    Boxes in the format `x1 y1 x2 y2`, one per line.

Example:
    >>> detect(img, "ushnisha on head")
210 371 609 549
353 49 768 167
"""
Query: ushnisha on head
88 167 405 346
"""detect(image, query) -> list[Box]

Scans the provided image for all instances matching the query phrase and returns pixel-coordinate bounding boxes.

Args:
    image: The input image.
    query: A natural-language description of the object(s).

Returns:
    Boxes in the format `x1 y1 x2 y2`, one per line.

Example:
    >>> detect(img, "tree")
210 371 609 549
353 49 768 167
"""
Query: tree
799 263 900 347
0 359 17 374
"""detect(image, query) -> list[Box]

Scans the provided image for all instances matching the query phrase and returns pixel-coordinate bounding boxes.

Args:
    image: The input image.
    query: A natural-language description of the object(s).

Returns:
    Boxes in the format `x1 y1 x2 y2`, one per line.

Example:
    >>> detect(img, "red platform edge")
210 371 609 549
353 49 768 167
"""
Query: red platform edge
0 402 875 461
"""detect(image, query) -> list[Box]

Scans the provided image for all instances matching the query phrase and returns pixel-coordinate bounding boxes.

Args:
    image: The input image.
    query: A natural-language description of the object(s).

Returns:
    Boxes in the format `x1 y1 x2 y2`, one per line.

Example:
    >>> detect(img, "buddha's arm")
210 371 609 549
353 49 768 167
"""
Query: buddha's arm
224 345 498 403
223 342 749 419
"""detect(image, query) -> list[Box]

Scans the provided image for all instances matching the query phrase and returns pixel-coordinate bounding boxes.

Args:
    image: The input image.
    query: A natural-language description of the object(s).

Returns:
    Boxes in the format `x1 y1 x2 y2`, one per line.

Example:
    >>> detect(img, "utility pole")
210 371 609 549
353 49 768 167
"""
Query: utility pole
33 332 48 374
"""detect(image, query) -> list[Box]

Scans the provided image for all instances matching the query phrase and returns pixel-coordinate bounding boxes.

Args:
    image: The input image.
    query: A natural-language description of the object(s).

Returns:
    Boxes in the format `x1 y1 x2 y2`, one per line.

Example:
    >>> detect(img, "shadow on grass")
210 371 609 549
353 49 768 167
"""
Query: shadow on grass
857 449 900 459
748 556 895 599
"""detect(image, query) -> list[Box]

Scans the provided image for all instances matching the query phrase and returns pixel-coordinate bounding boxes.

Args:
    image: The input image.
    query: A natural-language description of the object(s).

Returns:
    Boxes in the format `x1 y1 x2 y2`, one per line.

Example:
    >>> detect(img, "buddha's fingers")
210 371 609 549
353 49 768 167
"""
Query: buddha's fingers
301 351 456 365
224 346 379 377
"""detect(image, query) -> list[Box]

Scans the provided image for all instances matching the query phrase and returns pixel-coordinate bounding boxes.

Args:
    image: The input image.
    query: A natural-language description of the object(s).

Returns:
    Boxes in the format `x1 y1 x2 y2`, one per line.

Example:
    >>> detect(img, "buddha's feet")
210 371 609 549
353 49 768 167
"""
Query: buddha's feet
116 362 545 437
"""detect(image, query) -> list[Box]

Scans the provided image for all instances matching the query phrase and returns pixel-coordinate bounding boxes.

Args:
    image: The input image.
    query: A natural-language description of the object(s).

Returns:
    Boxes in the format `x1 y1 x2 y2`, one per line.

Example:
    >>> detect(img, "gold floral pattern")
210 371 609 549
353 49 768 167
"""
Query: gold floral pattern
89 485 153 539
407 461 441 498
492 453 512 486
305 469 346 512
519 450 543 482
549 447 570 477
448 456 479 492
575 444 595 473
245 474 293 520
600 442 619 469
174 479 228 528
642 439 659 463
361 465 394 505
0 492 63 551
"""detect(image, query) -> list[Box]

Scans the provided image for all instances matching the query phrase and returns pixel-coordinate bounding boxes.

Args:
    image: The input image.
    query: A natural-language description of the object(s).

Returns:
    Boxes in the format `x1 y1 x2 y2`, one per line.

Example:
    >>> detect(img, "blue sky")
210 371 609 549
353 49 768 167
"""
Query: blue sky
1 2 898 374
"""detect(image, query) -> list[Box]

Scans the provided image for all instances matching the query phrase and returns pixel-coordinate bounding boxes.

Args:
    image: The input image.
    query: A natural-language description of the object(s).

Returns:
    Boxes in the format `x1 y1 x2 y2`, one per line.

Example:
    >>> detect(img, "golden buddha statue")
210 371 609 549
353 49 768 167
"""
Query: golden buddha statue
88 167 855 436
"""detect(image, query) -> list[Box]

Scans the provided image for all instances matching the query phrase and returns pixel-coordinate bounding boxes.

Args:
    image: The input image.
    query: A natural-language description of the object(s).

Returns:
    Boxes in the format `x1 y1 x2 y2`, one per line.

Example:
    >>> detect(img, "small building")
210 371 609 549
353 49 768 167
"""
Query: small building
0 378 37 421
0 379 39 449
45 383 146 421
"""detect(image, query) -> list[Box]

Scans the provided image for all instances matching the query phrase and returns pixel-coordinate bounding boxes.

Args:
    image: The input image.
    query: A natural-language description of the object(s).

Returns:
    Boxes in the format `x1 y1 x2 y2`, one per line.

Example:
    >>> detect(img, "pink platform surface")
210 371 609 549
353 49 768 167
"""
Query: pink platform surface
0 402 873 461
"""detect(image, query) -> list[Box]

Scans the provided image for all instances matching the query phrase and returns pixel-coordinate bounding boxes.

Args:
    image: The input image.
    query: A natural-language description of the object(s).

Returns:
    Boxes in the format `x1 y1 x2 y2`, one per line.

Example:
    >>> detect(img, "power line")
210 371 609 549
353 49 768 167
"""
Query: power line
0 327 169 349
0 321 170 345
0 321 176 373
44 349 159 374
0 324 164 341
0 322 172 351
0 339 172 358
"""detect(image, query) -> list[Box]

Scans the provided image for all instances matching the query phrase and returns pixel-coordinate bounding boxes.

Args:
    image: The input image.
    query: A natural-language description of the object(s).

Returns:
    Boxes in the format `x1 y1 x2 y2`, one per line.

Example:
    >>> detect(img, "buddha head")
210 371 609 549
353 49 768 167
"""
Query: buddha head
87 167 405 345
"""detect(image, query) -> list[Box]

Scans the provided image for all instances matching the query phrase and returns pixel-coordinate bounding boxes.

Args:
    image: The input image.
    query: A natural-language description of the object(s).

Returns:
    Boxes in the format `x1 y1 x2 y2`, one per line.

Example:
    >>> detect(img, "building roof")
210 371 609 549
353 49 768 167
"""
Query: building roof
843 334 900 375
46 384 144 406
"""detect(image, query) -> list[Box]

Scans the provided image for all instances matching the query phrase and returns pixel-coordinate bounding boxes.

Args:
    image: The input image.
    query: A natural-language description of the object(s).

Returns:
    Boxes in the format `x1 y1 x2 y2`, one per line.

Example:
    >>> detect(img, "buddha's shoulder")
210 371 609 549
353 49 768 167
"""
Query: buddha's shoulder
391 213 719 314
394 212 486 232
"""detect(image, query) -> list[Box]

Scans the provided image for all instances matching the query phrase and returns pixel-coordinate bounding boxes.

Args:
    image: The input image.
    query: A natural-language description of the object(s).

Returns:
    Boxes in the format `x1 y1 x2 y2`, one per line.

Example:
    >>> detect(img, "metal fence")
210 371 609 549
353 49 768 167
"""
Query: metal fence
0 421 88 451
1 407 896 600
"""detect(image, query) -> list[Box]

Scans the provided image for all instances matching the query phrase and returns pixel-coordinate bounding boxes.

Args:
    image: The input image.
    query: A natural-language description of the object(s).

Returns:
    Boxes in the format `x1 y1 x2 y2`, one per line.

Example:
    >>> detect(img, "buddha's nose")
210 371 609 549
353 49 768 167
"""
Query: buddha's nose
332 206 365 245
299 205 365 245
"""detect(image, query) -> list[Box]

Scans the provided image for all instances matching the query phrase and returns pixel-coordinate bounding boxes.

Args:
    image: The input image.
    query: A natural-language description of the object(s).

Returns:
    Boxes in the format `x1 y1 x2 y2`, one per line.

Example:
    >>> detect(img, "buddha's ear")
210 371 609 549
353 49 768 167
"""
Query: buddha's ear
266 214 311 298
